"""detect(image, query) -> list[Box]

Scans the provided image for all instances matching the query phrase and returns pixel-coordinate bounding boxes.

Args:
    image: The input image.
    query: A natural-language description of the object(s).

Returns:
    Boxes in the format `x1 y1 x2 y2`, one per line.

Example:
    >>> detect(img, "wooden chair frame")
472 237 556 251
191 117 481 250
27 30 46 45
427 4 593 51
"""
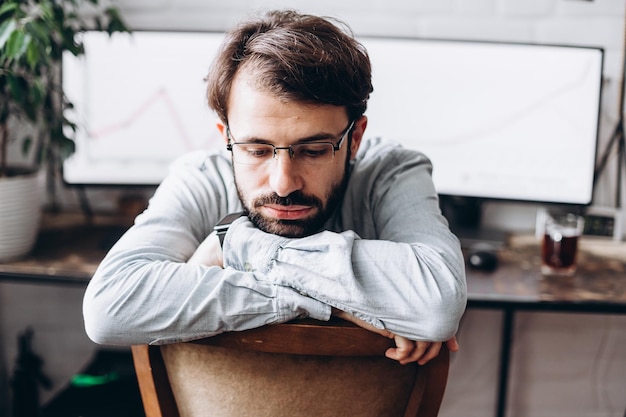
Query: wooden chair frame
132 319 449 417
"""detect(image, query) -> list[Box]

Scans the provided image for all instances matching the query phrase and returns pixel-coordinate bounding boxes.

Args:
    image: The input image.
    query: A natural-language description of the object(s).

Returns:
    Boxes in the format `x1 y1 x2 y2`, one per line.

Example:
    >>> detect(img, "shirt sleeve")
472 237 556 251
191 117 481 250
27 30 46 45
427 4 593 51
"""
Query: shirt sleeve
82 153 330 346
224 142 466 342
224 215 466 342
83 142 466 346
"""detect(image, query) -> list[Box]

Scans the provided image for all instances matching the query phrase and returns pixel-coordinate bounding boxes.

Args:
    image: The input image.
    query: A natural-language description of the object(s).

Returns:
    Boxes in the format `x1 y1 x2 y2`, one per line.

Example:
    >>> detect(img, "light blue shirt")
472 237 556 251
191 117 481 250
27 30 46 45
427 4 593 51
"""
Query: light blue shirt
83 137 467 345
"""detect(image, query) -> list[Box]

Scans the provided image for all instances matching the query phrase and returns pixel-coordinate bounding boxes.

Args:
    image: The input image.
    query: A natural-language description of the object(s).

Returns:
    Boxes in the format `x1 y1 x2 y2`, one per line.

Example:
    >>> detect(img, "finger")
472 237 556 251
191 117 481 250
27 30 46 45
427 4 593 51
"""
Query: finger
417 342 442 365
446 336 460 352
400 342 439 365
385 335 415 362
396 341 426 365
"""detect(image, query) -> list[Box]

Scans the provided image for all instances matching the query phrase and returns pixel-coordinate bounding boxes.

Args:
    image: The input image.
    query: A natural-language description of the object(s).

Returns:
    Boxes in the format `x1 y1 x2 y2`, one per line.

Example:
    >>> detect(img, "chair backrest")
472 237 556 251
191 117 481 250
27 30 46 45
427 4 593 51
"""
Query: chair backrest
131 319 449 417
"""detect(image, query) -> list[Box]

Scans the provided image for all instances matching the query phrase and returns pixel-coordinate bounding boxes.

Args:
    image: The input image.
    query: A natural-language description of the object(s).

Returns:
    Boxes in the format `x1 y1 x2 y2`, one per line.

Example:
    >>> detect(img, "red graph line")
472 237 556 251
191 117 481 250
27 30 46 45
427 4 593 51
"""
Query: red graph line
87 88 195 151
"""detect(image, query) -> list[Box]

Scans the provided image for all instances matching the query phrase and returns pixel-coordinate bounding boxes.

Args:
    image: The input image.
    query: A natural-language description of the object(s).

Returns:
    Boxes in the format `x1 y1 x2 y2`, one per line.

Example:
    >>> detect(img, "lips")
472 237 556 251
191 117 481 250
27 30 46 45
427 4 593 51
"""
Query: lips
262 204 313 220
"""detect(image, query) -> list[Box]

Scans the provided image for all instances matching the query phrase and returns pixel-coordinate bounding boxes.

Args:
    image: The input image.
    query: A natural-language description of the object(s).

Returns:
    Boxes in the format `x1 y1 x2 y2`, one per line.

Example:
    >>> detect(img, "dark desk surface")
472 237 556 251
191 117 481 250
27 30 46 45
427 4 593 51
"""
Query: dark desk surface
466 234 626 312
1 213 626 311
0 212 131 285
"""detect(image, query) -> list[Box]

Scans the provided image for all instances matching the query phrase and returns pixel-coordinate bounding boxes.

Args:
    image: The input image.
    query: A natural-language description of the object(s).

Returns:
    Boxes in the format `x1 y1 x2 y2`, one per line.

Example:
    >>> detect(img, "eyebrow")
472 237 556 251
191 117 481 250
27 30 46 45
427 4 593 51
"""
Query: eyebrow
231 130 342 144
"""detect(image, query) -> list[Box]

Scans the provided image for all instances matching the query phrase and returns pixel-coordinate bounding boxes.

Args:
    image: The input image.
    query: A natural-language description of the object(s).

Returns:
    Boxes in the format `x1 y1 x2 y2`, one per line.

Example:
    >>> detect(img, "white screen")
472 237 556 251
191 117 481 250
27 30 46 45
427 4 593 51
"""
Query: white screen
362 37 603 205
63 32 603 205
62 31 226 185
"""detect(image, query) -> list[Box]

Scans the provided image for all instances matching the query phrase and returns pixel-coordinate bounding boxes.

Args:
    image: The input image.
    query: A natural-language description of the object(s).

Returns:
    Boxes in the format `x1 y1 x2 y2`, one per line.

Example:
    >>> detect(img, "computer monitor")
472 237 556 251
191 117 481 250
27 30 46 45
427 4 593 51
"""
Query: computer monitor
362 37 603 207
63 32 603 210
62 31 226 185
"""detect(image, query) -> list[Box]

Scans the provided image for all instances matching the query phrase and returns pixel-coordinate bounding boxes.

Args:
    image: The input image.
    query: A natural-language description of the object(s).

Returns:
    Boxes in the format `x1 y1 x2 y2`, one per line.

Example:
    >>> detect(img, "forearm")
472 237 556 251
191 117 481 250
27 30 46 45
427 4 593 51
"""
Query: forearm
225 217 466 342
83 241 330 346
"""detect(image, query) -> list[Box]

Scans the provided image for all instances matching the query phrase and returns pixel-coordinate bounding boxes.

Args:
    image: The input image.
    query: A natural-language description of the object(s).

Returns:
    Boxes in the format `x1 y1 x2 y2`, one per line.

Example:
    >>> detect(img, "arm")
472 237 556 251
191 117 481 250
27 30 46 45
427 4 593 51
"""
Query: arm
223 215 465 342
222 141 466 342
83 153 331 346
83 144 465 348
217 143 465 362
188 225 460 365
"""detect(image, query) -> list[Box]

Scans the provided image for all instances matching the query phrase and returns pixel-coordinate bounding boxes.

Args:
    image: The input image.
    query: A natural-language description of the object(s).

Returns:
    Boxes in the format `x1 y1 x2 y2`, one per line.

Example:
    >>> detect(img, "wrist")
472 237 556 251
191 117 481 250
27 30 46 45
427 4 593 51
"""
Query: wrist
214 212 245 247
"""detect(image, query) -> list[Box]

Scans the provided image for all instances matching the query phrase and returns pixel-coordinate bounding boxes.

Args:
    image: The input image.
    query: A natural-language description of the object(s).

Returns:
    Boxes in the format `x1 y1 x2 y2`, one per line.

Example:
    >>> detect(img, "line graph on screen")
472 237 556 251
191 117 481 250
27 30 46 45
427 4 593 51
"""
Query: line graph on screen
63 31 226 185
87 88 195 153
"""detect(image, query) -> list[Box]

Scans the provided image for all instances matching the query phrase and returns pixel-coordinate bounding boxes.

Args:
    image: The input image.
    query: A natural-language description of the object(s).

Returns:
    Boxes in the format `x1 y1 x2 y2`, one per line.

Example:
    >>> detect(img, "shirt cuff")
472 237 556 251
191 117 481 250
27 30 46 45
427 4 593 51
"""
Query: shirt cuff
276 286 332 322
222 216 287 274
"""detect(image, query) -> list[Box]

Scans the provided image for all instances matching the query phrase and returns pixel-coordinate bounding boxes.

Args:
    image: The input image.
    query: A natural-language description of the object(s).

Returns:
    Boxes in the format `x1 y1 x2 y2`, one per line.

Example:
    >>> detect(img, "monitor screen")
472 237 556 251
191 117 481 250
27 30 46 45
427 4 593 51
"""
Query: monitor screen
62 31 226 185
63 32 603 206
362 37 603 206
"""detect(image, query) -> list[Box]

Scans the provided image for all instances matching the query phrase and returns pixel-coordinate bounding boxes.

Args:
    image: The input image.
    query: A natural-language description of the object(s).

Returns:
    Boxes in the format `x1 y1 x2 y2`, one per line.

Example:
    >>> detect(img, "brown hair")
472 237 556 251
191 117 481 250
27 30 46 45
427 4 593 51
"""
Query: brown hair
206 10 373 123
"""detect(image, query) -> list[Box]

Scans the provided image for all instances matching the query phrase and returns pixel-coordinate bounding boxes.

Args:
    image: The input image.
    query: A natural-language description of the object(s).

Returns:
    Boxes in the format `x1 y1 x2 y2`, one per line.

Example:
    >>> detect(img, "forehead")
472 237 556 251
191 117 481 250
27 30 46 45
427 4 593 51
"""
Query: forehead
227 70 349 140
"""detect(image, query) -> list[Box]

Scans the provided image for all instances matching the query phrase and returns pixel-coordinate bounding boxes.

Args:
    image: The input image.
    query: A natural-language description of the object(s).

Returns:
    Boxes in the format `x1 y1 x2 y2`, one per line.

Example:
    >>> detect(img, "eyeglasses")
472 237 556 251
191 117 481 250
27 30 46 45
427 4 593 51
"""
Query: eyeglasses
226 120 354 166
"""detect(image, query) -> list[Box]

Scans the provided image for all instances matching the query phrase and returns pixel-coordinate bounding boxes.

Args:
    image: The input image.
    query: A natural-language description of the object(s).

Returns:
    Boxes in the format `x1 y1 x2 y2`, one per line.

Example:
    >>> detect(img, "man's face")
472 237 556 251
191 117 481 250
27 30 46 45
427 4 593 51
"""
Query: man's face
217 71 367 237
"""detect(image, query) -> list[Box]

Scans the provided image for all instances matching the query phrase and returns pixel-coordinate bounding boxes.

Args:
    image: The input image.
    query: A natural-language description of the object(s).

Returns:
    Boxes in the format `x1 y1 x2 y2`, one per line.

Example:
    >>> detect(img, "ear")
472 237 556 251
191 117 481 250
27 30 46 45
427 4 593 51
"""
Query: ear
216 121 228 145
349 116 367 160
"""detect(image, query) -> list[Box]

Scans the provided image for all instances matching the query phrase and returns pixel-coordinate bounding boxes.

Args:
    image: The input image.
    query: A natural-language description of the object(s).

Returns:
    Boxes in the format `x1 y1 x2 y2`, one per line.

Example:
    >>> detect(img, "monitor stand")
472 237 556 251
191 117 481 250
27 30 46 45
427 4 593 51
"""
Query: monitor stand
439 196 508 250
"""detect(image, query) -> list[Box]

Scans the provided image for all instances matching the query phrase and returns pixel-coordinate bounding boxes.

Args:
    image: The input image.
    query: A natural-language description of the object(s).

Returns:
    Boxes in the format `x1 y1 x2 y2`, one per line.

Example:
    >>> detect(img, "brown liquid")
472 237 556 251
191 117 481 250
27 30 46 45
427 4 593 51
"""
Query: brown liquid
541 233 579 268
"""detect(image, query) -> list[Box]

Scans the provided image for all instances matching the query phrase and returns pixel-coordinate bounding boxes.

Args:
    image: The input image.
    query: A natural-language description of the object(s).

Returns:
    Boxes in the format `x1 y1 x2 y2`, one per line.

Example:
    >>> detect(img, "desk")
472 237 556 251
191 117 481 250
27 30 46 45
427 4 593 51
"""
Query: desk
466 234 626 417
2 215 626 417
0 213 129 286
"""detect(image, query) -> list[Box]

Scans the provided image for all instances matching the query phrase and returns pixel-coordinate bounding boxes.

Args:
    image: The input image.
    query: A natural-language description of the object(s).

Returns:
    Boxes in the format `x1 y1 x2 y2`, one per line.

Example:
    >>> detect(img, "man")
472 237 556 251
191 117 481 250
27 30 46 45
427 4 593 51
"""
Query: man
83 9 467 365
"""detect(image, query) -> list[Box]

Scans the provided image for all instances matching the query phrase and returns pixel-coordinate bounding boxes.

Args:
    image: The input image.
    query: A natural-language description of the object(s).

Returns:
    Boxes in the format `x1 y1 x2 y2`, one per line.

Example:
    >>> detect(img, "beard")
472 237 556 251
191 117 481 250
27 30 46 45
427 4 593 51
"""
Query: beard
235 168 349 238
234 134 354 238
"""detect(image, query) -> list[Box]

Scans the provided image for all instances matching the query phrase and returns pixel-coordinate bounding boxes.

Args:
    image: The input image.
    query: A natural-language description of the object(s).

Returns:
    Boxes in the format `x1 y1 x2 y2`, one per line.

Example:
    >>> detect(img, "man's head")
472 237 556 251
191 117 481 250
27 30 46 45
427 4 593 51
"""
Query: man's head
206 10 373 237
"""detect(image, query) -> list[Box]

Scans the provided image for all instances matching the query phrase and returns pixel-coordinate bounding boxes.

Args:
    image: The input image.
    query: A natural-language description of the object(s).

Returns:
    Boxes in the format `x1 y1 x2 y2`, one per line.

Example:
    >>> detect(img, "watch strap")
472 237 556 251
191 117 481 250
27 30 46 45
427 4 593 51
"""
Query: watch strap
214 212 245 247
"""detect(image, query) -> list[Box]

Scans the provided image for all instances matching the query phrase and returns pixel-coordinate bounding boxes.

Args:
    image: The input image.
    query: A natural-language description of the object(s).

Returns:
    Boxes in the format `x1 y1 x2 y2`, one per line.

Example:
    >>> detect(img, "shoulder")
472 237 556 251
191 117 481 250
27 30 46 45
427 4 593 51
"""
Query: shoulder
353 137 433 174
142 150 240 236
170 149 233 174
157 149 237 207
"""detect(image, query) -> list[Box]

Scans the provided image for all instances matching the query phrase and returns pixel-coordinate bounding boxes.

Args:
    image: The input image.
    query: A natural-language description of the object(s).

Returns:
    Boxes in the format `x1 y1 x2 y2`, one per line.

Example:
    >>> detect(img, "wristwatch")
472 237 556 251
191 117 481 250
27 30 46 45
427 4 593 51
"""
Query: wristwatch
214 212 245 247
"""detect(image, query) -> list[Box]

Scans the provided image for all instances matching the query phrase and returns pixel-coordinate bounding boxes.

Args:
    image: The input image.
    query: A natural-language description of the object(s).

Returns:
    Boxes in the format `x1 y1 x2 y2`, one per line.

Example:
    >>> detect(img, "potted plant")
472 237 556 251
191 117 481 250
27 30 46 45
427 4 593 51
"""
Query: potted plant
0 0 128 261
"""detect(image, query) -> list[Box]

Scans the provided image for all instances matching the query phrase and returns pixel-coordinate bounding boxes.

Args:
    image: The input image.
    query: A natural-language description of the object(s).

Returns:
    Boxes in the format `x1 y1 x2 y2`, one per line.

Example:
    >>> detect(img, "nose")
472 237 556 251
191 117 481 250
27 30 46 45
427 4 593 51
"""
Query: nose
268 149 303 197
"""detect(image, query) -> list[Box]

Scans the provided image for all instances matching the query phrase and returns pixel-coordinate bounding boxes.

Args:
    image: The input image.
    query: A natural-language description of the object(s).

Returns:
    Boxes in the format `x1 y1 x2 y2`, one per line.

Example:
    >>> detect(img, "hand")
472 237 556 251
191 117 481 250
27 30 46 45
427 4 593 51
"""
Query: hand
386 336 459 365
187 231 224 267
331 308 459 365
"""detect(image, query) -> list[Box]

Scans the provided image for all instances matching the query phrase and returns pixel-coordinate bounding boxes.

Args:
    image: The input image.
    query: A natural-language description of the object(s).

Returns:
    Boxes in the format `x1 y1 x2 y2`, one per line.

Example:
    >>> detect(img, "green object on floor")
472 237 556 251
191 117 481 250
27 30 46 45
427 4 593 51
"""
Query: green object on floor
71 371 120 387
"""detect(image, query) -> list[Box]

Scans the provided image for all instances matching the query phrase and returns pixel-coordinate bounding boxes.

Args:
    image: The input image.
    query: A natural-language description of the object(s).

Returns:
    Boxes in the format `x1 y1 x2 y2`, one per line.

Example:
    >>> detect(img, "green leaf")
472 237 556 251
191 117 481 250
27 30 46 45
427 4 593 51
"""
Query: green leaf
0 19 17 50
25 20 51 46
0 3 19 19
5 30 26 60
1 0 130 169
105 8 130 34
25 39 39 69
29 79 46 107
7 73 37 121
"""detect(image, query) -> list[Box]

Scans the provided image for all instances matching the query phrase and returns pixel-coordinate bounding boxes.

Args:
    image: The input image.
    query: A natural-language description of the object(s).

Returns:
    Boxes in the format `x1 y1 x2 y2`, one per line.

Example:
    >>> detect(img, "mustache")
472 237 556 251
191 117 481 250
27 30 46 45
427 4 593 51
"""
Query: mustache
253 191 322 208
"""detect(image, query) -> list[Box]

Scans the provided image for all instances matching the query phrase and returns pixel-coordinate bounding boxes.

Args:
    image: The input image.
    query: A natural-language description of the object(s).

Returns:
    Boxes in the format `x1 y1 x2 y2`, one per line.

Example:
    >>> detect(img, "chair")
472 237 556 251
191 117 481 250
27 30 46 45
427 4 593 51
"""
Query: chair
131 318 449 417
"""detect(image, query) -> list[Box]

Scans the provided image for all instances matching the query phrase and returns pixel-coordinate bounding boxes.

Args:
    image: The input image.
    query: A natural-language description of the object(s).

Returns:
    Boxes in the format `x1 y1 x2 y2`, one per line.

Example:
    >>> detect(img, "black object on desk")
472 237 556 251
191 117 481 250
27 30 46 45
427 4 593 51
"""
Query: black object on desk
467 250 499 272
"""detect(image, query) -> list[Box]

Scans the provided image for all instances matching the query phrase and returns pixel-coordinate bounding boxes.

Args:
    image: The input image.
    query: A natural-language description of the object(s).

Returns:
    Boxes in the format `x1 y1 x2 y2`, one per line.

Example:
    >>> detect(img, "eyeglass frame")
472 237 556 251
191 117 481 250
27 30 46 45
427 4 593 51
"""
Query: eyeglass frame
225 120 355 165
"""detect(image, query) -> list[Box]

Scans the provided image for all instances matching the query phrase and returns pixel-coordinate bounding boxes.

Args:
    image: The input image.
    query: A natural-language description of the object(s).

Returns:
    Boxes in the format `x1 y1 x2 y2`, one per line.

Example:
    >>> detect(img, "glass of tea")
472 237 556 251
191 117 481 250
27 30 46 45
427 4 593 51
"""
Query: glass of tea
541 212 585 276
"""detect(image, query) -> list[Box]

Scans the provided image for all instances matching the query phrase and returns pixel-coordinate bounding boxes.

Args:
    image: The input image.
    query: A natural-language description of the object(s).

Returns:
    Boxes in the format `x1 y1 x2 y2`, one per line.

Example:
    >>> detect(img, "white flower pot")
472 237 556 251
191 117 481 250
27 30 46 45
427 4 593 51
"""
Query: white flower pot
0 172 42 262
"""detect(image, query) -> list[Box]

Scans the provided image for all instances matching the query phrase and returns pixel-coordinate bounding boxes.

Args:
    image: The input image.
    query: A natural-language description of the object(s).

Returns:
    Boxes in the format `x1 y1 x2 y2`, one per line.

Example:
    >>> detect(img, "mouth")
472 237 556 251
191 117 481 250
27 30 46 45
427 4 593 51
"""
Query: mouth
261 204 314 220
